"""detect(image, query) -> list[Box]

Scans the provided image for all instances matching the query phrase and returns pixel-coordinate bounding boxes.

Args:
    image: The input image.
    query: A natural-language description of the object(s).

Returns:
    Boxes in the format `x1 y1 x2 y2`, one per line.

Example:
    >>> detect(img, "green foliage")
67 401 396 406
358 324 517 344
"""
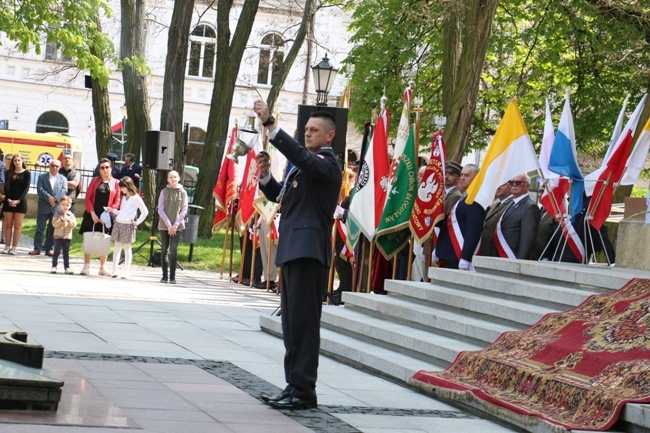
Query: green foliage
0 0 114 86
341 0 650 157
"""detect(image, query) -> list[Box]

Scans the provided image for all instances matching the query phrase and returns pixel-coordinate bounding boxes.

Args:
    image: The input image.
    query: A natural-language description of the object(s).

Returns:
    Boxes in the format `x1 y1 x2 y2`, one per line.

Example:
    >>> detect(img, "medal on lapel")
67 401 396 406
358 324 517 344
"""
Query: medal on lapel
292 180 298 188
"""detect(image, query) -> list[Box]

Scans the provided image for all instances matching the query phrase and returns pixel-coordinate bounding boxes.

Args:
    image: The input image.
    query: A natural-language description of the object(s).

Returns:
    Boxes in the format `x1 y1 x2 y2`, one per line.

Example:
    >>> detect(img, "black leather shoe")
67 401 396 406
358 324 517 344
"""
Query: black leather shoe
267 395 317 410
260 389 290 403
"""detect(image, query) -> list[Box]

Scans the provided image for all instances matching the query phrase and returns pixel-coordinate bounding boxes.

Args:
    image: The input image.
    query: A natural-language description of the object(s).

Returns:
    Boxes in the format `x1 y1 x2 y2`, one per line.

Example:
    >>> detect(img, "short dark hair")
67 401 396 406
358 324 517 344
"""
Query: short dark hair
125 153 135 162
309 111 336 132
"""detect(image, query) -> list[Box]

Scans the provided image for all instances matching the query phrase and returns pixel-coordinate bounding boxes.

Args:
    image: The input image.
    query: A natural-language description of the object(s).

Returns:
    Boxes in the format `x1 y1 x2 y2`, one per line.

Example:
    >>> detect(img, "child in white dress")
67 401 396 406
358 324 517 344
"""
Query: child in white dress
106 177 148 278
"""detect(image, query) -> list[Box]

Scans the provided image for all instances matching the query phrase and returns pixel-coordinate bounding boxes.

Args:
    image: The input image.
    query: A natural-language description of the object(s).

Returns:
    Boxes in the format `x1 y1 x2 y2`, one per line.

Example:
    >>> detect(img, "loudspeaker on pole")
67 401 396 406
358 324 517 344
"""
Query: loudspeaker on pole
296 105 348 154
143 130 175 170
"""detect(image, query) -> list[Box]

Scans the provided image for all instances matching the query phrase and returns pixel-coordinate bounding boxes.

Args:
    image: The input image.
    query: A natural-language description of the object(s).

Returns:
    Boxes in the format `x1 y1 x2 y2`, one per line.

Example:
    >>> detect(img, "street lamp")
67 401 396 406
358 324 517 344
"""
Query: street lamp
13 107 19 120
120 103 127 160
311 54 338 106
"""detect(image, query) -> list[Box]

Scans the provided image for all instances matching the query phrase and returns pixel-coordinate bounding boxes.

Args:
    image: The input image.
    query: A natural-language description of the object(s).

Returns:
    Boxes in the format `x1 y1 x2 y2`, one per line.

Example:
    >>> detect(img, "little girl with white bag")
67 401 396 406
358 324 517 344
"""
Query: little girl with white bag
105 176 148 279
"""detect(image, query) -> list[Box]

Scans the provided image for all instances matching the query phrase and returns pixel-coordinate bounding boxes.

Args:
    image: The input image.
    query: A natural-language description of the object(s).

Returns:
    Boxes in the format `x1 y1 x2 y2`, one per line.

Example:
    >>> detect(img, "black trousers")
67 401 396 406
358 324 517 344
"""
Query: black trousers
280 257 327 400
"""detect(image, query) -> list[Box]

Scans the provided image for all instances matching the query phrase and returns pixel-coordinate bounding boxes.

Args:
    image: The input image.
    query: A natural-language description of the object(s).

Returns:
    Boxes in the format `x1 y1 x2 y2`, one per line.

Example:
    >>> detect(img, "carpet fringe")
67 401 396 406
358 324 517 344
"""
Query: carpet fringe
408 377 570 433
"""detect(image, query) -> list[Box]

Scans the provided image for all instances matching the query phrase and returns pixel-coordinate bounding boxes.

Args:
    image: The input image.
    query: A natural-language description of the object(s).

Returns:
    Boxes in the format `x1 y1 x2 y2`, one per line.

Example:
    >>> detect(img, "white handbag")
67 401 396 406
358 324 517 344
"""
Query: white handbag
82 225 112 256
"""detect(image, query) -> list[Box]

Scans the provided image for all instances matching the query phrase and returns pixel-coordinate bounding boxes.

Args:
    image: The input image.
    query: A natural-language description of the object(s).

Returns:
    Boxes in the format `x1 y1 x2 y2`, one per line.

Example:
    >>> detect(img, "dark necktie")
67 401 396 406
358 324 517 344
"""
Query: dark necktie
277 166 299 203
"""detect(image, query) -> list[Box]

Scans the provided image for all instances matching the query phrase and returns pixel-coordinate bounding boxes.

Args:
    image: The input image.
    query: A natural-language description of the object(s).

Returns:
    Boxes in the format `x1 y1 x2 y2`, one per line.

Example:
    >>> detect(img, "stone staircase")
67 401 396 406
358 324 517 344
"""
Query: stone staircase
259 256 650 433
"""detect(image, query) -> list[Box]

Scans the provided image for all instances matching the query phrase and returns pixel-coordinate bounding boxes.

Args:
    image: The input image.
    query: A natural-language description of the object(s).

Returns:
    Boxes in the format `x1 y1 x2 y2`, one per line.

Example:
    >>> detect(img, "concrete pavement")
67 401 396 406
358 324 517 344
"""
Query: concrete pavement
0 241 517 433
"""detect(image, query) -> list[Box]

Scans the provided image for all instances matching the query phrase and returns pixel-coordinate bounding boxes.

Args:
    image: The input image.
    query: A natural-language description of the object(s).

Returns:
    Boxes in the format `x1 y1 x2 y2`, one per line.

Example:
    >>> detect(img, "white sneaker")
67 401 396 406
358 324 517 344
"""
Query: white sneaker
80 265 90 275
51 267 57 274
98 267 110 276
7 247 16 255
1 247 8 254
64 268 74 275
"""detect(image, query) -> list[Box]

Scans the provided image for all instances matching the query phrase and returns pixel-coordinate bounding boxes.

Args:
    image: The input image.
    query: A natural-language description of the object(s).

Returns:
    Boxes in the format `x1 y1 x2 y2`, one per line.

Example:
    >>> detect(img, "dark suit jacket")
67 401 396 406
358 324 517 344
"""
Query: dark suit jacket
437 197 486 264
479 196 512 256
119 163 142 188
532 208 553 260
259 128 342 267
36 173 68 215
493 196 539 259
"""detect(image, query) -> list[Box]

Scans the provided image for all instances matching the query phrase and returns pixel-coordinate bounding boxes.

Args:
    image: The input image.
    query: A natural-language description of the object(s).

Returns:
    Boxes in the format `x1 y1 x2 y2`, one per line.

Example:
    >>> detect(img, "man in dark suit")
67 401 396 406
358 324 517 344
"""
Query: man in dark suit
254 100 341 410
119 153 142 189
479 182 512 256
491 174 539 259
533 187 554 260
435 164 485 270
30 160 67 256
59 153 81 213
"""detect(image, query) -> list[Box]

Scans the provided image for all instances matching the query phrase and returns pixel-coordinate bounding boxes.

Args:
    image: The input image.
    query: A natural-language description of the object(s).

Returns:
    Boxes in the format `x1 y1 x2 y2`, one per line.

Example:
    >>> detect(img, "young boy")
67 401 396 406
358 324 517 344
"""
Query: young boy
51 196 77 274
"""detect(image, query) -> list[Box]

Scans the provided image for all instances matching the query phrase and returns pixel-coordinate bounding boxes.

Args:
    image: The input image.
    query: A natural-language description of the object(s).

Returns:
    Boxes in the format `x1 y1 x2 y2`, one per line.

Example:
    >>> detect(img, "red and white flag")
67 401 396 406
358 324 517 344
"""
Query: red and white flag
620 113 650 186
586 94 647 229
409 132 445 244
212 126 239 231
235 149 260 235
348 106 391 240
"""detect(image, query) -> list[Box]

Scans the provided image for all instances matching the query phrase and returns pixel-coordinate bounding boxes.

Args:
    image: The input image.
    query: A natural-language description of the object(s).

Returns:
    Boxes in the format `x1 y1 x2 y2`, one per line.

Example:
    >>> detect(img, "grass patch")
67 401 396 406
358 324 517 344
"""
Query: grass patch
20 218 242 272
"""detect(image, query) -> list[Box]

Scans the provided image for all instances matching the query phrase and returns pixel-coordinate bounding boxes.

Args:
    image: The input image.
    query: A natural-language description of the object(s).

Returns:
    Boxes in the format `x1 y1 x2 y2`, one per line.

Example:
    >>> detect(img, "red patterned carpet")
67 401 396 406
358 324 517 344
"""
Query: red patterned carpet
410 278 650 431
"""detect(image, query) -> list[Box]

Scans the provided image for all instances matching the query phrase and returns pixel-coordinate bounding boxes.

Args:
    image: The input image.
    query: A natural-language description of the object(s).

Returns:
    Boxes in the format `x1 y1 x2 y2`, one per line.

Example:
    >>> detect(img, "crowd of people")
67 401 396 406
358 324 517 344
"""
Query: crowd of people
0 150 184 283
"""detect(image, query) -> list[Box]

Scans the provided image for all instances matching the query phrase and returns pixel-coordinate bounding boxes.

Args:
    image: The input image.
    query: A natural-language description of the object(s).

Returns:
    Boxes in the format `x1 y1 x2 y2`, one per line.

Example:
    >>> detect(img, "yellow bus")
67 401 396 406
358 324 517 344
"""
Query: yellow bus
0 130 83 169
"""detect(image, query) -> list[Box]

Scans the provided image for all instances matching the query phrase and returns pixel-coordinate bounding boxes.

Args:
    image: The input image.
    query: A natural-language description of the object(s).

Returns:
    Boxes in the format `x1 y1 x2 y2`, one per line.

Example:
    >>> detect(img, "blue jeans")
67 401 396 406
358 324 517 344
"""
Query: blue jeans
34 211 55 252
52 238 70 269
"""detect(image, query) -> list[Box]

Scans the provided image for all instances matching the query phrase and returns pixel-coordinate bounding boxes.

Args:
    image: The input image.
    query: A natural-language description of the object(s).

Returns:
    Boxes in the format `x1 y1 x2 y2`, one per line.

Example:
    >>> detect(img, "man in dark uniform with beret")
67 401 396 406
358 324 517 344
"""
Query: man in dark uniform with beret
444 161 462 216
254 99 341 410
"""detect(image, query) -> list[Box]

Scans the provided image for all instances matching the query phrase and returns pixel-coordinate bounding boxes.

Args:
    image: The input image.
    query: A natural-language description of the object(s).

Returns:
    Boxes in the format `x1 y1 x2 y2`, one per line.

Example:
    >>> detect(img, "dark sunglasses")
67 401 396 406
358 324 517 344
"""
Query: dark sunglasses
508 180 528 186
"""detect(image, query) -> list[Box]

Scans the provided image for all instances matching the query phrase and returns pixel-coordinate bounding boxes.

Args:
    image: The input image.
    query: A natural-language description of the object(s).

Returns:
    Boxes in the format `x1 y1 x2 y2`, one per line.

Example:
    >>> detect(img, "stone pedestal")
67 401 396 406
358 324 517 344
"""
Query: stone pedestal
616 220 650 270
0 360 63 411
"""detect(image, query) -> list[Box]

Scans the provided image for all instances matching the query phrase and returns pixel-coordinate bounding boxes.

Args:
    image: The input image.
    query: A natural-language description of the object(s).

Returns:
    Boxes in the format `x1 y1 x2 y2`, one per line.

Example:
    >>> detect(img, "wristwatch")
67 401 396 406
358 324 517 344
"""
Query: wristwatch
262 115 276 127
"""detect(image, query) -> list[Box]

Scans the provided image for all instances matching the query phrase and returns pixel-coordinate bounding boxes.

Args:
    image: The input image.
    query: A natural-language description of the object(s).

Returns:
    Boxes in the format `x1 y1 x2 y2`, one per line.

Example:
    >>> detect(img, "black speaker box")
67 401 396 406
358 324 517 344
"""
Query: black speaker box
144 130 175 170
296 105 348 154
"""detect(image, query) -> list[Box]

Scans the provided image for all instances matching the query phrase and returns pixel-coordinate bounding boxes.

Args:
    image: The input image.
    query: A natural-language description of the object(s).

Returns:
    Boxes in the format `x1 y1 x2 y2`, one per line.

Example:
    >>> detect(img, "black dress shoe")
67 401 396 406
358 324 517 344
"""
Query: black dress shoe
267 395 317 410
260 389 290 403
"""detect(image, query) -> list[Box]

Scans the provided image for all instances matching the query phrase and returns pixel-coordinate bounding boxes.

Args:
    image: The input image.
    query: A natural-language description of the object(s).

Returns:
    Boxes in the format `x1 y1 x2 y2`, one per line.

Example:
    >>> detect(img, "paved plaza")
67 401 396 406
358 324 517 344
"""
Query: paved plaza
0 240 516 433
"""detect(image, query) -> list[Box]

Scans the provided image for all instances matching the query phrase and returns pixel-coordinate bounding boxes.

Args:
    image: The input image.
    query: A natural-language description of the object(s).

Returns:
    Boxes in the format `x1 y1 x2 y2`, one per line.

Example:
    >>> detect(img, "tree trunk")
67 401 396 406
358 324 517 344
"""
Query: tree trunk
161 0 195 173
195 0 261 237
89 15 113 159
442 0 498 162
121 0 153 210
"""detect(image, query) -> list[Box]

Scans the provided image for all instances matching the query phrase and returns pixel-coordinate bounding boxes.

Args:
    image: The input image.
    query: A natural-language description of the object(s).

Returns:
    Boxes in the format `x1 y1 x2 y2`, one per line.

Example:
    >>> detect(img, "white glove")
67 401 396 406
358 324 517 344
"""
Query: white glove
333 205 345 219
432 249 439 264
458 259 471 271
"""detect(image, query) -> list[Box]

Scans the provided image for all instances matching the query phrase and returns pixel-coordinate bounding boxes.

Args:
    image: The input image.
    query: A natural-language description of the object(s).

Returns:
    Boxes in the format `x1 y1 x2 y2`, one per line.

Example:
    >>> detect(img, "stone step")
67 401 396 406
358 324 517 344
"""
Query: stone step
320 305 482 366
427 267 596 310
470 257 650 291
383 280 555 328
259 313 442 383
340 292 514 346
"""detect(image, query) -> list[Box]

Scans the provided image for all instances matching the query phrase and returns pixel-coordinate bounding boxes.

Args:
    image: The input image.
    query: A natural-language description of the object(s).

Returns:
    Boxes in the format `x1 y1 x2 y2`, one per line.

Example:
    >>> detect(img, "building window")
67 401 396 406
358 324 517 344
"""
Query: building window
45 41 72 63
257 33 284 85
185 126 206 167
188 24 216 78
35 111 69 133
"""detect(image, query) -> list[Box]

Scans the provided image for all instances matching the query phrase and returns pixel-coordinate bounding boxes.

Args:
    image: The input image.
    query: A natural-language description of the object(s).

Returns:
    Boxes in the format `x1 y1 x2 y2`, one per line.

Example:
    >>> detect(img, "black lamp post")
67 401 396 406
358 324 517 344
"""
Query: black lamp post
311 54 338 106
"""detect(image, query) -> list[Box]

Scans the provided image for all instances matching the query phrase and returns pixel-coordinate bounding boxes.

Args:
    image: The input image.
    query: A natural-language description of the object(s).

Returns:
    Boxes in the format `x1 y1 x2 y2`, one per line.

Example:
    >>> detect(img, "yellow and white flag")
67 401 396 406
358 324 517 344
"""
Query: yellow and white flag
465 99 539 210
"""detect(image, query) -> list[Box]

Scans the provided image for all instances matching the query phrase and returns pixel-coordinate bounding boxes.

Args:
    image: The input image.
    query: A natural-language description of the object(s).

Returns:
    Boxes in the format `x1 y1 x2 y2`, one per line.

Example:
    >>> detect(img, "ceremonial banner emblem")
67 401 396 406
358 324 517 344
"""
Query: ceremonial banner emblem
410 132 445 243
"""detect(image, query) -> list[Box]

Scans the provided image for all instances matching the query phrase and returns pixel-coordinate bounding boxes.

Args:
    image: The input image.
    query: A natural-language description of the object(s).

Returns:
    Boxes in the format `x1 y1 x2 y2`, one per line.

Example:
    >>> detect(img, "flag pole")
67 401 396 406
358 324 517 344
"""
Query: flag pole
367 240 375 293
327 221 338 302
220 223 229 278
249 213 259 287
229 213 236 279
407 92 423 282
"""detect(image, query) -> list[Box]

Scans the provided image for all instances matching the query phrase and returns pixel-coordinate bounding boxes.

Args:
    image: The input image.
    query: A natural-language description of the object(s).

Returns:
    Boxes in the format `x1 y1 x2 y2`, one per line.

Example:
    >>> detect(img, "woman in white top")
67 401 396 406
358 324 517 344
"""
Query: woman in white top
106 177 148 278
